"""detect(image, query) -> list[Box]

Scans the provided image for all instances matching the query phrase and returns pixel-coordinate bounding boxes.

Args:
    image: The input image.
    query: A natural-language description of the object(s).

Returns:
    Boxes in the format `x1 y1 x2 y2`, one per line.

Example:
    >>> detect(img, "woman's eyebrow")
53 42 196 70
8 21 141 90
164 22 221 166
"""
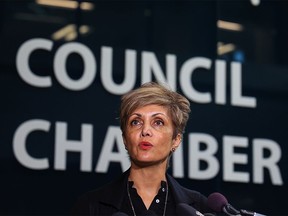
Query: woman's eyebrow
130 112 165 117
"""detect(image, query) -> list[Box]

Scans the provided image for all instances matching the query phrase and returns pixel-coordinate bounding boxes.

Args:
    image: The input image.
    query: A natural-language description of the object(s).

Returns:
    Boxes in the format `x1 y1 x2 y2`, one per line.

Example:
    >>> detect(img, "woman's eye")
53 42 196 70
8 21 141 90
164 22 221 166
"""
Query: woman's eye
154 119 164 126
130 119 140 126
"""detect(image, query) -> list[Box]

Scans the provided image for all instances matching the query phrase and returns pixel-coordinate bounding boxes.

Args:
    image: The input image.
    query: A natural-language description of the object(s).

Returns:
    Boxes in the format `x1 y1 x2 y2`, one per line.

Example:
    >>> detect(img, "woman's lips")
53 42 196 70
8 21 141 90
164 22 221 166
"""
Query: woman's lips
139 141 153 150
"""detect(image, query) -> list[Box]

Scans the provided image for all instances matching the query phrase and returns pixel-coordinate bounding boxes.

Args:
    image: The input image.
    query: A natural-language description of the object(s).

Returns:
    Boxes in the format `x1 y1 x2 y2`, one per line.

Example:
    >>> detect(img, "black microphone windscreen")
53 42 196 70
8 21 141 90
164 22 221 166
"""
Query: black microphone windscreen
207 192 228 213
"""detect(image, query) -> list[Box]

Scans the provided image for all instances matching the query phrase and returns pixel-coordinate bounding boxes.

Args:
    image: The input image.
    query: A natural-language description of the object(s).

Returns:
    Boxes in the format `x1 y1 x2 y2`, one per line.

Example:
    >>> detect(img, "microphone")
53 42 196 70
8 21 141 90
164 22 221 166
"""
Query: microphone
207 192 266 216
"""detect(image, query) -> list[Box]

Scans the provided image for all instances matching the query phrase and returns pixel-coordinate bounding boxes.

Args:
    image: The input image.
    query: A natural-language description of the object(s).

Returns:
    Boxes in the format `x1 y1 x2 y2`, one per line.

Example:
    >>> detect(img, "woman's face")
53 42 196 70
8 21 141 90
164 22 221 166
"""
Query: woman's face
123 104 181 167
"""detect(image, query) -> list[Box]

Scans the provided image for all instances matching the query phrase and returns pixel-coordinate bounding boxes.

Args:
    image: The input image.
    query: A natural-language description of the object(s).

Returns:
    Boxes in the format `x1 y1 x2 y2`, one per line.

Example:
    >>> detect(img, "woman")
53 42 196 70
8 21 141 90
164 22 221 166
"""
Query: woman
71 82 215 216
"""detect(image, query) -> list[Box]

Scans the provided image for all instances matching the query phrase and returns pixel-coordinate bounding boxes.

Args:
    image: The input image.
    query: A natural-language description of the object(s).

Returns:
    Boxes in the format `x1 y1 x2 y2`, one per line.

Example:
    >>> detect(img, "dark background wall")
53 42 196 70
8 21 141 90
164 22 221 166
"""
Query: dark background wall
1 0 288 215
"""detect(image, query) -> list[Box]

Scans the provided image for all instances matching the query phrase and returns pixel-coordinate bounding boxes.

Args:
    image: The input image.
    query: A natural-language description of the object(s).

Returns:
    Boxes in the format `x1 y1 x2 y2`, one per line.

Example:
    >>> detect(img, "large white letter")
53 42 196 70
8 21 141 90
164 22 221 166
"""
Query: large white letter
16 38 53 87
253 139 283 185
95 126 130 173
54 43 96 90
54 122 93 172
179 57 212 103
215 60 227 105
13 119 50 169
141 51 177 90
188 133 219 179
101 46 136 94
171 141 184 178
223 136 249 182
231 62 256 108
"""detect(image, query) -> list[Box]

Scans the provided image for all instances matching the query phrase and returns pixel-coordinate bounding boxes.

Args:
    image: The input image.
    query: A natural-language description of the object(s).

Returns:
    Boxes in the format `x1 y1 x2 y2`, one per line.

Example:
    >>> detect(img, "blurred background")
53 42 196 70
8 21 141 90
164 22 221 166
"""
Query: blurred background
1 0 288 215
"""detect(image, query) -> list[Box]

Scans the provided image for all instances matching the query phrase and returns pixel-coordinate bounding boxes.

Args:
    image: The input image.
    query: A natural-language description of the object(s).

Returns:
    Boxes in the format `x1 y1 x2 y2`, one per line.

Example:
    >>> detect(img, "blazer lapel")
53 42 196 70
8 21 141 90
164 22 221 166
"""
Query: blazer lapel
99 169 130 211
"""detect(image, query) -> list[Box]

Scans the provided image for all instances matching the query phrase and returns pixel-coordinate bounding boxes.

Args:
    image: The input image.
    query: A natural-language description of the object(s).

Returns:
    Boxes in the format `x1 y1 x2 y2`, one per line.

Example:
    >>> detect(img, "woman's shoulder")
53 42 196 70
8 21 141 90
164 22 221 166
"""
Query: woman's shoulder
70 170 130 215
76 171 128 201
167 174 213 213
180 185 207 202
167 174 204 197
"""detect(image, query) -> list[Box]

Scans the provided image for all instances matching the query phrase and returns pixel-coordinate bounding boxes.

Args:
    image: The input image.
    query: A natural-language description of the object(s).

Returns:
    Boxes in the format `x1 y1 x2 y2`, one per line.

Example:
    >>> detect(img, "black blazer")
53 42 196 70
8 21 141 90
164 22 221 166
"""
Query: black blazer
71 169 215 216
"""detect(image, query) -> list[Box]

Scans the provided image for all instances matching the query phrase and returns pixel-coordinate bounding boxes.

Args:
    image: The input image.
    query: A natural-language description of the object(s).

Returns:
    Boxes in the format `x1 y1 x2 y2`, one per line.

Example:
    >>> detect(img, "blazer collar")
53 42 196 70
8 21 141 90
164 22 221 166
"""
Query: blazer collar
99 169 196 211
166 174 196 205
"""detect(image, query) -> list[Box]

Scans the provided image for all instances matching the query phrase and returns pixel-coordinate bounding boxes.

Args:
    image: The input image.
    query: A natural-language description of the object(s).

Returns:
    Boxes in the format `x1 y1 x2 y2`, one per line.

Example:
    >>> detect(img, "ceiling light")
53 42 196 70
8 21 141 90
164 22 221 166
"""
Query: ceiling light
52 24 76 41
251 0 261 6
36 0 94 11
52 24 91 41
217 20 244 31
217 43 236 55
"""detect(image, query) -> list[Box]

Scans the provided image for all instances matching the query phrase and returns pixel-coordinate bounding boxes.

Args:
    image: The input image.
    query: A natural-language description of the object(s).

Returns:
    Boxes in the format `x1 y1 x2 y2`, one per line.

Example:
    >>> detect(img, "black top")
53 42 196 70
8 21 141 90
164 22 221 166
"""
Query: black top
121 181 176 216
71 169 216 216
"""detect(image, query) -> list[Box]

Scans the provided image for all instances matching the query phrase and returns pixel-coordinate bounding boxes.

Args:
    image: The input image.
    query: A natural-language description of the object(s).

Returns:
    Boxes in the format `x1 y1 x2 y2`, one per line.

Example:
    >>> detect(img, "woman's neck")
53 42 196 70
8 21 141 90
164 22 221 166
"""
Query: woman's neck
129 165 167 209
130 165 167 189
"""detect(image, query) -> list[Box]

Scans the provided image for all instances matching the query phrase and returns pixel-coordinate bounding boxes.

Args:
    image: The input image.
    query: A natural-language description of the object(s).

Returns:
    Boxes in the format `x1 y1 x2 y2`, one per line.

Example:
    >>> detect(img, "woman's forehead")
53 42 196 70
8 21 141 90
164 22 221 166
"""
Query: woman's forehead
130 105 169 116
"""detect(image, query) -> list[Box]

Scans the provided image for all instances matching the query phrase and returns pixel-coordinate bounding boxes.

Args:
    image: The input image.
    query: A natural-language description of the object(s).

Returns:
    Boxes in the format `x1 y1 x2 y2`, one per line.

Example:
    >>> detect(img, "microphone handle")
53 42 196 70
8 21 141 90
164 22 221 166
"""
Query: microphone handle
223 204 241 216
240 209 266 216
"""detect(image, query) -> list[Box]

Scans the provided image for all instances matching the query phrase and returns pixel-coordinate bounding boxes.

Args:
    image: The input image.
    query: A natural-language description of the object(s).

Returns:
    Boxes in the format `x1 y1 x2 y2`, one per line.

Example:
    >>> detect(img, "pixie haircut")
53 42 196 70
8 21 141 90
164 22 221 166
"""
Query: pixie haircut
120 82 191 139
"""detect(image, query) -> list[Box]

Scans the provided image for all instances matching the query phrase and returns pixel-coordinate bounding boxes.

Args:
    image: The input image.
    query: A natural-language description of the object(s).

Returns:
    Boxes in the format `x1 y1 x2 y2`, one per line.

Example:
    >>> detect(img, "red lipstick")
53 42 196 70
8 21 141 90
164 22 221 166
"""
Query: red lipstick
139 141 153 150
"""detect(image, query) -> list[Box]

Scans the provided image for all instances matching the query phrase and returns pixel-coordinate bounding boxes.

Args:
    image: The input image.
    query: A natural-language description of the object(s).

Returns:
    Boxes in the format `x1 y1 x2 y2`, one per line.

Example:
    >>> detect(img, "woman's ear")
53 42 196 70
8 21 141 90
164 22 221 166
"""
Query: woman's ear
172 133 182 149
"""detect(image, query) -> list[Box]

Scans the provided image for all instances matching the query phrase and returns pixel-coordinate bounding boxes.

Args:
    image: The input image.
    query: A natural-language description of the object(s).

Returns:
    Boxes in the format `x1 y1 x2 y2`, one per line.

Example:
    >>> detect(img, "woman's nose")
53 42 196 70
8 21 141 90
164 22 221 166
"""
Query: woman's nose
141 123 152 137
